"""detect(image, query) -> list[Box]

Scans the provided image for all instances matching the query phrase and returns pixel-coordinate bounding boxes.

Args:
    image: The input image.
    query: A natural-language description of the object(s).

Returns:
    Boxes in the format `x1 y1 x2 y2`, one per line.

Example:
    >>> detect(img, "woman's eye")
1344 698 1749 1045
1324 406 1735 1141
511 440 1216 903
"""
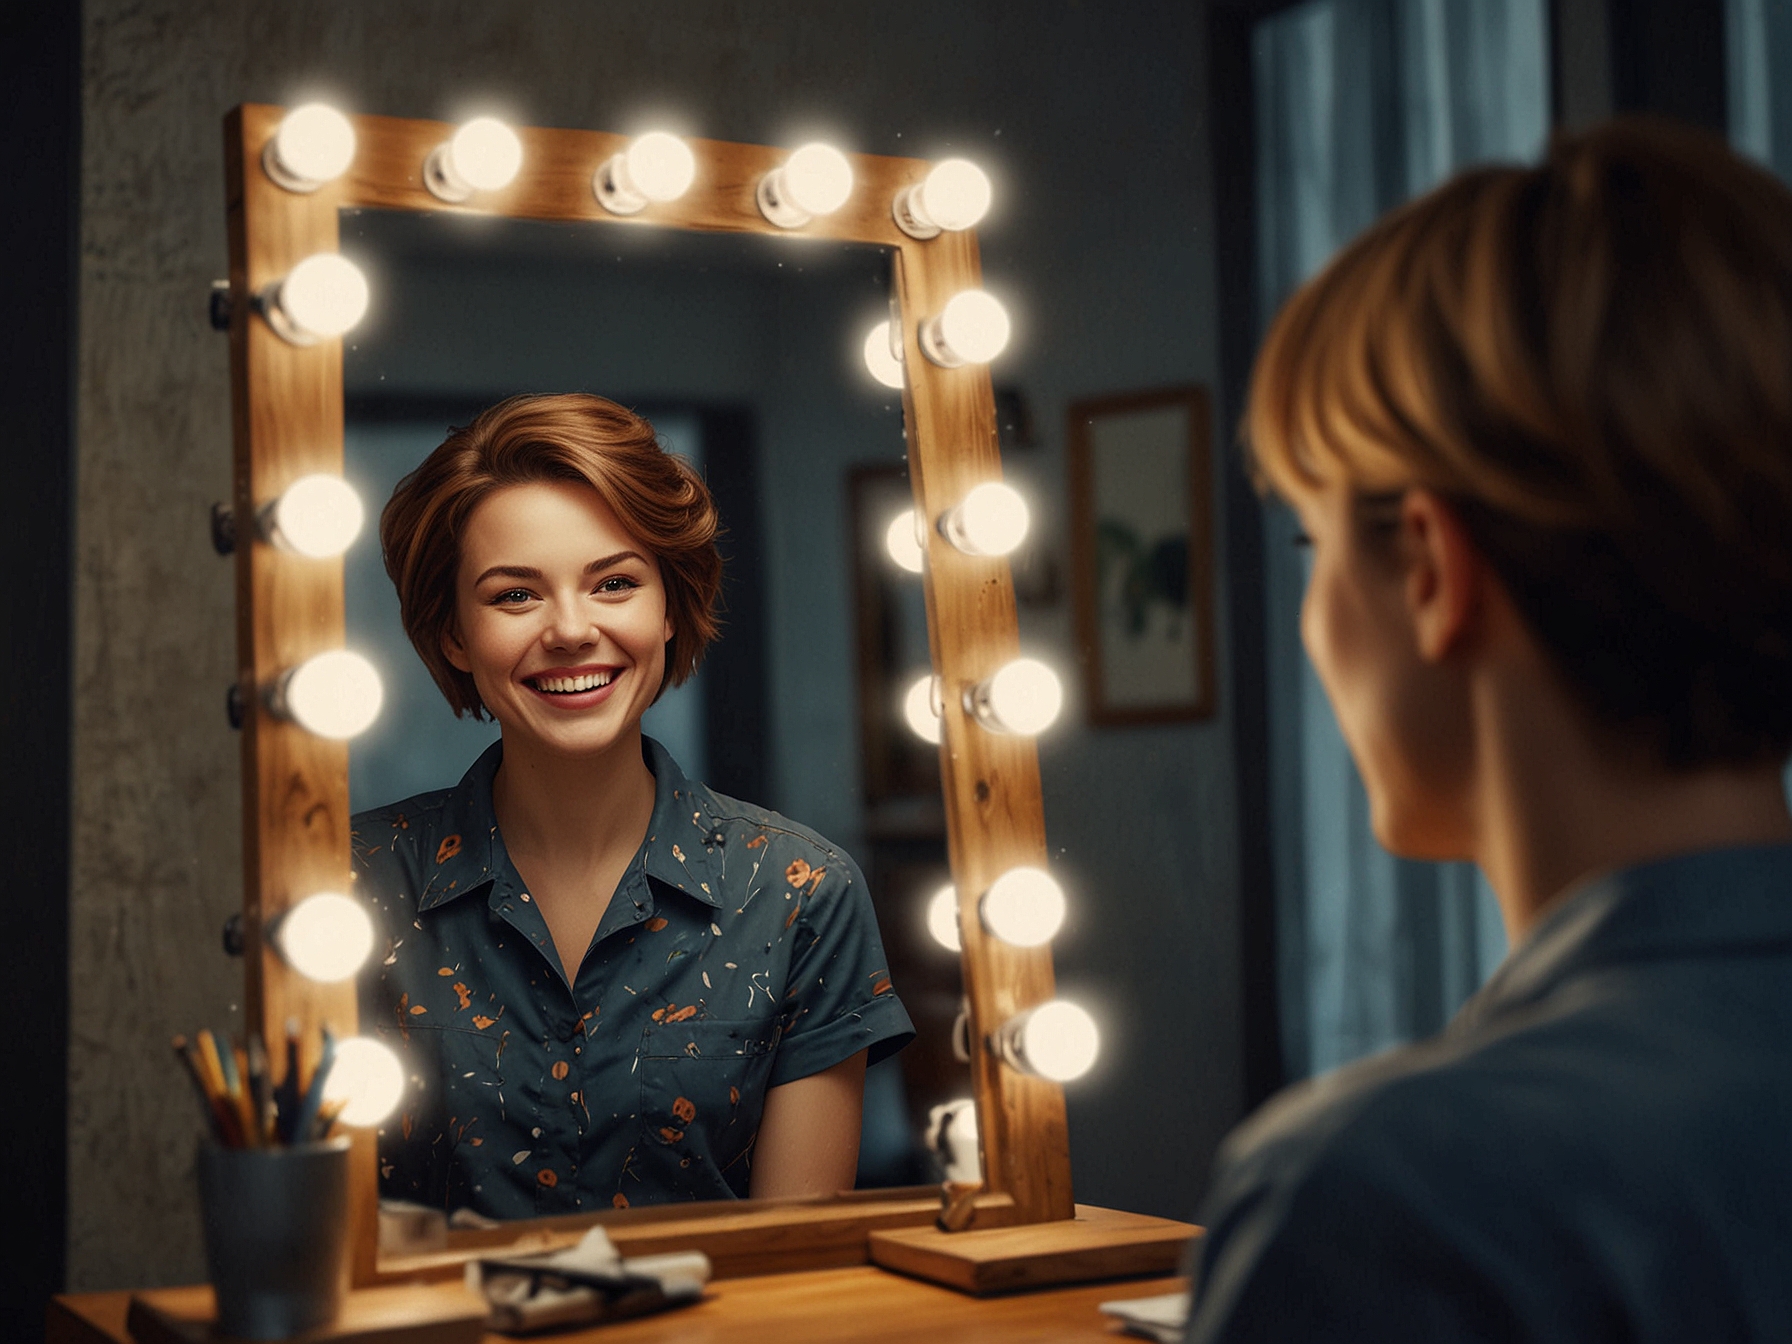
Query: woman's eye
595 575 640 595
489 588 534 605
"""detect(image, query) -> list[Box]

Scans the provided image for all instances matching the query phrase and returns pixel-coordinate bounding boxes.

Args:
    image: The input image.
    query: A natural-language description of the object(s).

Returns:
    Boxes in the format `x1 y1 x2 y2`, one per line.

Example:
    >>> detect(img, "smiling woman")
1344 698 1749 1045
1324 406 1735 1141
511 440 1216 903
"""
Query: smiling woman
352 394 915 1219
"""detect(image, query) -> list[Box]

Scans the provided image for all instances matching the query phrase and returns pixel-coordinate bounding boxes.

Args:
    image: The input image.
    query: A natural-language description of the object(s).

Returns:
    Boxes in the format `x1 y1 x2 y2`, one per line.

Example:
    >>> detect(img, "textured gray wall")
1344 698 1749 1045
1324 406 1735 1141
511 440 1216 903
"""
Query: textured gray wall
73 0 1234 1290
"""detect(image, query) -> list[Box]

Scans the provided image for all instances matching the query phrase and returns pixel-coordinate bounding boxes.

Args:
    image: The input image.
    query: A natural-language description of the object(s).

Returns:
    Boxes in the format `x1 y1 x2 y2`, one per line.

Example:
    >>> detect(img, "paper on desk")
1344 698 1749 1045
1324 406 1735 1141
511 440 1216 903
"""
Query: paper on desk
469 1225 710 1335
1098 1289 1190 1343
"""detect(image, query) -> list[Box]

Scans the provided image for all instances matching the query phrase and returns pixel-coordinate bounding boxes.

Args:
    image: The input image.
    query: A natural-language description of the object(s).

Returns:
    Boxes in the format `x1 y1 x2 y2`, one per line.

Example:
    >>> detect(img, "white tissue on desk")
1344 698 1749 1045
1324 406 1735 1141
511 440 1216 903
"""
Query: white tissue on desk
469 1225 710 1334
1098 1289 1190 1343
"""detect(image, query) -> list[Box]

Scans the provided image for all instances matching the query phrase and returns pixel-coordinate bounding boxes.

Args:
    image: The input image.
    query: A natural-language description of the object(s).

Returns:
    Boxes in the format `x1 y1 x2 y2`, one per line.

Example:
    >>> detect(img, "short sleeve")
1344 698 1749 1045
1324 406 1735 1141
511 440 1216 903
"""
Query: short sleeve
766 849 915 1086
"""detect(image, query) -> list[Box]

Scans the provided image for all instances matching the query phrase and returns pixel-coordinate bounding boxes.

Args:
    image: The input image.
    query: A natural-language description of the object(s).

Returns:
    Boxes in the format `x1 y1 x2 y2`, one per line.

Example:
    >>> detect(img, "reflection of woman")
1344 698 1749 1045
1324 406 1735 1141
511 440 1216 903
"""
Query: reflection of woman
353 394 913 1219
1188 120 1792 1336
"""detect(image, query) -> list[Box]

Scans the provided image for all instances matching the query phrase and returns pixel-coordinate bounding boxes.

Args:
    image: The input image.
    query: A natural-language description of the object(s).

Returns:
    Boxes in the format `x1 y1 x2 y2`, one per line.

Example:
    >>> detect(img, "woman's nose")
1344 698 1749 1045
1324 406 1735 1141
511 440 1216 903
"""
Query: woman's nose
541 598 598 649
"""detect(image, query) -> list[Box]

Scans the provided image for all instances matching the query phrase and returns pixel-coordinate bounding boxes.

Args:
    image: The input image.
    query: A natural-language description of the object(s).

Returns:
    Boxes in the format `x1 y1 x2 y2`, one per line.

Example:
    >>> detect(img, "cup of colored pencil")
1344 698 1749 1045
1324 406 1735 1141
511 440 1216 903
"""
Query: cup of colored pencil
172 1020 346 1149
176 1021 353 1339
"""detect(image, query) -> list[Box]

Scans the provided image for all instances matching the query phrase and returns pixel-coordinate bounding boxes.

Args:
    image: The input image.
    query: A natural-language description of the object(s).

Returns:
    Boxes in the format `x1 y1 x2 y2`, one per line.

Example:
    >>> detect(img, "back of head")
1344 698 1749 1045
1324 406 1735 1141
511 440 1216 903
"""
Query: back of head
1247 116 1792 770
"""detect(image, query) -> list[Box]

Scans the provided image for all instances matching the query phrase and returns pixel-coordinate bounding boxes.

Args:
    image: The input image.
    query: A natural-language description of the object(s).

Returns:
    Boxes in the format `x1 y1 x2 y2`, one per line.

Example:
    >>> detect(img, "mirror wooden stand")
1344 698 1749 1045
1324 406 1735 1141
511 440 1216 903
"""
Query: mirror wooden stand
223 103 1075 1286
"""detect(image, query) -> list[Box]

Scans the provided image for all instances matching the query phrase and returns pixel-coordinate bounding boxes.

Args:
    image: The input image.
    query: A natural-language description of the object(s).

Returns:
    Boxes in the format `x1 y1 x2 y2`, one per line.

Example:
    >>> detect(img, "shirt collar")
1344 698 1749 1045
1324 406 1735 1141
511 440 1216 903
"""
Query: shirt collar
1457 841 1792 1030
416 736 728 913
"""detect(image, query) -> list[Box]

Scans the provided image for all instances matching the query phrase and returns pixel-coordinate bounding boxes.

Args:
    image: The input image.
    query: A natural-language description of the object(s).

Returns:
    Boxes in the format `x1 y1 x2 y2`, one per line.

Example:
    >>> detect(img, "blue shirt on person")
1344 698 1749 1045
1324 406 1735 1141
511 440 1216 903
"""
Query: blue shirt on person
1186 843 1792 1341
351 736 915 1220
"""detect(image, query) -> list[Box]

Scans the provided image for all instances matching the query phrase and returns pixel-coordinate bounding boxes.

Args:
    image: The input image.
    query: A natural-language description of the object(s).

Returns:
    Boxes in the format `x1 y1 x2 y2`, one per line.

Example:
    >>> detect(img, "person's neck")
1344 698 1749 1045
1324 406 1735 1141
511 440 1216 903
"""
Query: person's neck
1469 670 1792 945
490 728 658 870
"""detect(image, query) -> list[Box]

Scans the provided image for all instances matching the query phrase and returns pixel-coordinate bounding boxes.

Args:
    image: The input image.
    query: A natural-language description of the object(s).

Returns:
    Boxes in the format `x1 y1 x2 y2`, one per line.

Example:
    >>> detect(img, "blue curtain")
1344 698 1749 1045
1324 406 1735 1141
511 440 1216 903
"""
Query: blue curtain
1254 0 1548 1080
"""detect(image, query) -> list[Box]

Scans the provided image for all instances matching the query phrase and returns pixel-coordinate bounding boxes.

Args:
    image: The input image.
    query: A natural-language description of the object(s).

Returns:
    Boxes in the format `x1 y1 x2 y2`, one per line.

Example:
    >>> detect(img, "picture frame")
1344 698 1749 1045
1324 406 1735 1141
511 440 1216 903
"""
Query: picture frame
1067 386 1216 726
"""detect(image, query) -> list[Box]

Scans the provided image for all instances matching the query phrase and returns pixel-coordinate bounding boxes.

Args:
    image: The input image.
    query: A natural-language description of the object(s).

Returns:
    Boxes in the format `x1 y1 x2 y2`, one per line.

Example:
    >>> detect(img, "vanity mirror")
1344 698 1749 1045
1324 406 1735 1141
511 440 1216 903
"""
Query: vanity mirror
221 103 1074 1285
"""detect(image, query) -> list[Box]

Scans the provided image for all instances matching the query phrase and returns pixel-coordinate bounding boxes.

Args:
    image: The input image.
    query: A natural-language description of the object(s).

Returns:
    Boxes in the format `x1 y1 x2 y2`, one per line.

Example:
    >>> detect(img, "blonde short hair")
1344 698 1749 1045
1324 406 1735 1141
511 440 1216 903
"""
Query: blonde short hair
1247 117 1792 769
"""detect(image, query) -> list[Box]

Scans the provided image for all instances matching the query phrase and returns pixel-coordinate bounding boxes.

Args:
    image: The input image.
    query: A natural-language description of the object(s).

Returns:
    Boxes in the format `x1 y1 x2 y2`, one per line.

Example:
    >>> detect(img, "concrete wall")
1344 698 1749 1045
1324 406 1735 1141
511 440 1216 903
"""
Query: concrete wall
73 0 1233 1289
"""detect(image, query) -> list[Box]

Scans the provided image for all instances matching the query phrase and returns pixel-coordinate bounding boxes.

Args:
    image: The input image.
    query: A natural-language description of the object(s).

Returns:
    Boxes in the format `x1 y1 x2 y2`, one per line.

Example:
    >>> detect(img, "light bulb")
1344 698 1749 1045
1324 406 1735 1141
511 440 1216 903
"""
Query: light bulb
904 673 943 745
863 320 906 390
894 159 993 238
996 1000 1099 1083
276 649 383 740
884 508 925 574
595 131 697 214
941 481 1029 557
926 884 961 952
921 289 1011 367
276 892 374 983
424 117 523 202
319 1036 404 1127
979 866 1066 947
264 104 356 191
757 142 853 228
966 657 1062 736
262 474 364 558
262 253 369 345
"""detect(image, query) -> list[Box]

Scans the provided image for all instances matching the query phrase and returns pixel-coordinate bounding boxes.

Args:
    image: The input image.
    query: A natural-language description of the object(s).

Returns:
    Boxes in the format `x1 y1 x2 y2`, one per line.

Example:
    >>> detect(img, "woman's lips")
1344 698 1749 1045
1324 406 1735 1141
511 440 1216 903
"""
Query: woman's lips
523 666 622 707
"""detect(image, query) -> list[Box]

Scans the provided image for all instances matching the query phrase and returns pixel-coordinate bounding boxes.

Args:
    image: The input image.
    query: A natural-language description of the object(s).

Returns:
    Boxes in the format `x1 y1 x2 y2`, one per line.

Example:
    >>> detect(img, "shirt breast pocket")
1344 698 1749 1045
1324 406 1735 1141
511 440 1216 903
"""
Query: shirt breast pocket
637 1017 781 1189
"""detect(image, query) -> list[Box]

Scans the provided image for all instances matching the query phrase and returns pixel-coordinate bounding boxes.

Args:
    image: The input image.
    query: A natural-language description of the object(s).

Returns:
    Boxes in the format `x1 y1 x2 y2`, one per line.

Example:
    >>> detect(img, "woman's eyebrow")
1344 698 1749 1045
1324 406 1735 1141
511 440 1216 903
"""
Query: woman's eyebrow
583 550 646 574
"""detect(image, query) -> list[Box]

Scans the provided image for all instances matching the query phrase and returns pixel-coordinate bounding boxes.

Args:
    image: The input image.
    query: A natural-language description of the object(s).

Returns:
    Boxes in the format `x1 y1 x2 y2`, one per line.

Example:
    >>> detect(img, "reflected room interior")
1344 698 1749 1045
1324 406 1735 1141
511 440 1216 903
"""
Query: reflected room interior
336 213 972 1194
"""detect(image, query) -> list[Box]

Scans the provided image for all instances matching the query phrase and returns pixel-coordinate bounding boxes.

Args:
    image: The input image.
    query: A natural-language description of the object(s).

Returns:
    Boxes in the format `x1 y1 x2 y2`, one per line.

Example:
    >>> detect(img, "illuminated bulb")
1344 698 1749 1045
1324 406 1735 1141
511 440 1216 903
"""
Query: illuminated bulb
319 1036 404 1127
261 253 369 345
995 1000 1100 1082
424 116 523 202
940 482 1029 557
275 649 384 740
276 893 374 983
595 131 697 214
903 673 943 745
757 143 854 228
980 866 1066 947
261 474 364 558
884 508 925 574
894 158 993 239
920 290 1011 367
965 657 1062 736
863 320 906 390
263 104 356 192
927 884 961 952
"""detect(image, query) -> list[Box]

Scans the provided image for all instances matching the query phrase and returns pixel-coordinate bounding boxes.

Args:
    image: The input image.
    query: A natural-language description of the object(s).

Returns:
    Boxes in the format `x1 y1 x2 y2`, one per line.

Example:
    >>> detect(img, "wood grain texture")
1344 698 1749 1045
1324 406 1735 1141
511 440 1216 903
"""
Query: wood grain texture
55 1267 1191 1344
124 1282 486 1344
868 1204 1198 1295
227 102 1075 1287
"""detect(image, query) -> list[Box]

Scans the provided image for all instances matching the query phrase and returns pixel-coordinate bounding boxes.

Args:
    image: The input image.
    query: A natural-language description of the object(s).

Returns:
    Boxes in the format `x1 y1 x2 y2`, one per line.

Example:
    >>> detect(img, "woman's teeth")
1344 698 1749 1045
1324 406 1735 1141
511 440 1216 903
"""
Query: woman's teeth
534 671 615 694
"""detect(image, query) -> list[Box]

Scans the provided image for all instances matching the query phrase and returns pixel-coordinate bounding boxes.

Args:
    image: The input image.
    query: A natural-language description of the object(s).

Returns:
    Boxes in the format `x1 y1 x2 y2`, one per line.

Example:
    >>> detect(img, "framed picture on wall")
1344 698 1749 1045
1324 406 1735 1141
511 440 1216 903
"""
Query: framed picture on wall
1067 385 1216 726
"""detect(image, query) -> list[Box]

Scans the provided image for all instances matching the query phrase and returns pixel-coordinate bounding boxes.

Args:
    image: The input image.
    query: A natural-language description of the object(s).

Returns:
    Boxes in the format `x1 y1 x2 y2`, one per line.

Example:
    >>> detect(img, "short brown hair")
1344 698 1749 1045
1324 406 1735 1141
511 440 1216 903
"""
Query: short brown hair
380 394 723 719
1247 116 1792 770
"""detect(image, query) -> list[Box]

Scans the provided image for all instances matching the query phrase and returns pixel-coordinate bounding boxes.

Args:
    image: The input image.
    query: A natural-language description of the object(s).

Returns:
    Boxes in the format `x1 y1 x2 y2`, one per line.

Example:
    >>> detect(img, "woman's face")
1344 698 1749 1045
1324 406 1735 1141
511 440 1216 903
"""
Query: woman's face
1292 482 1472 859
443 479 673 761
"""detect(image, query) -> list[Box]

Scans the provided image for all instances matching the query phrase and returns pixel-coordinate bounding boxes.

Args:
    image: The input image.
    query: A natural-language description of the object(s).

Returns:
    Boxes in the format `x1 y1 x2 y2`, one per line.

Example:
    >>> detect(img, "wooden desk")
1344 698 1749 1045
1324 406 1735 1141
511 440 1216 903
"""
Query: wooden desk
49 1266 1188 1343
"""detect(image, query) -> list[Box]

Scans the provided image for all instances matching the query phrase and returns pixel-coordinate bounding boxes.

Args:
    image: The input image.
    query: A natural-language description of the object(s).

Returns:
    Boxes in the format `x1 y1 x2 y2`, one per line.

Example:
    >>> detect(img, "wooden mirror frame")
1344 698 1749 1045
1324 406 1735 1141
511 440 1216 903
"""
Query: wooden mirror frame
222 104 1072 1284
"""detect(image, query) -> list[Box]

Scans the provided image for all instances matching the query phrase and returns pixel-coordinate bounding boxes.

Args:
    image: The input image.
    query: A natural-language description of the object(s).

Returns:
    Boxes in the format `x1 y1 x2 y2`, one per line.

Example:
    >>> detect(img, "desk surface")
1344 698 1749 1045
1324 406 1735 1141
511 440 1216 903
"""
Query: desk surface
50 1266 1190 1343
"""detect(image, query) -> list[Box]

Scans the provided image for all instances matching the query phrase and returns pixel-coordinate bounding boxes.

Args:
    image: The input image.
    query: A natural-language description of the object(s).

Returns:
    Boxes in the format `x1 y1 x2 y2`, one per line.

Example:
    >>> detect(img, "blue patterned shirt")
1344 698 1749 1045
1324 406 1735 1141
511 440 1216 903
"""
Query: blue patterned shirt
351 737 914 1219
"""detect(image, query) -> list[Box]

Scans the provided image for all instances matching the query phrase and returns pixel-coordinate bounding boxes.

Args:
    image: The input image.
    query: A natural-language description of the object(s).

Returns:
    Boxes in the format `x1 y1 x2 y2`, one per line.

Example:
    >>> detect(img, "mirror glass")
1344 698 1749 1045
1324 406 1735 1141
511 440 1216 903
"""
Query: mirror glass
338 208 970 1221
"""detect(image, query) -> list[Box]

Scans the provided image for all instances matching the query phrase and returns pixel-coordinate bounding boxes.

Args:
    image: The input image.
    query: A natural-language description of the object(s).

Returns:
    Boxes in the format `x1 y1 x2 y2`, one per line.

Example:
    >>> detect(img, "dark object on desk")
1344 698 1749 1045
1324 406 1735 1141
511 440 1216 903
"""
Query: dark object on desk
196 1137 350 1339
472 1225 711 1335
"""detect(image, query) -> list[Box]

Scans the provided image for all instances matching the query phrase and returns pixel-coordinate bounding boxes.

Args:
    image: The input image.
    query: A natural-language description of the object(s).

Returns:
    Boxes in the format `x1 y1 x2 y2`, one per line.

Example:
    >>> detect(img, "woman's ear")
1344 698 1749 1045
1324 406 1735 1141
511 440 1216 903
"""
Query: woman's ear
1400 488 1486 662
441 626 472 674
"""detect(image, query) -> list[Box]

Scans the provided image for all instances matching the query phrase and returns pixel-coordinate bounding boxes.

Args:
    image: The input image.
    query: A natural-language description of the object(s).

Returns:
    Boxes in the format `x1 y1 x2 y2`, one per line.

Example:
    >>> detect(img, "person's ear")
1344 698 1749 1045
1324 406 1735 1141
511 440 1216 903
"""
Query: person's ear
663 615 674 645
1399 488 1485 662
442 625 472 674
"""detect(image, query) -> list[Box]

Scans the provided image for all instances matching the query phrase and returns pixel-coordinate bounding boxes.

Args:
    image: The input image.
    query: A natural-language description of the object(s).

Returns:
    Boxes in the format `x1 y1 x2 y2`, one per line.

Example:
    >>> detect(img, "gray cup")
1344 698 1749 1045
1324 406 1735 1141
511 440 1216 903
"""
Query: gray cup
197 1137 351 1339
